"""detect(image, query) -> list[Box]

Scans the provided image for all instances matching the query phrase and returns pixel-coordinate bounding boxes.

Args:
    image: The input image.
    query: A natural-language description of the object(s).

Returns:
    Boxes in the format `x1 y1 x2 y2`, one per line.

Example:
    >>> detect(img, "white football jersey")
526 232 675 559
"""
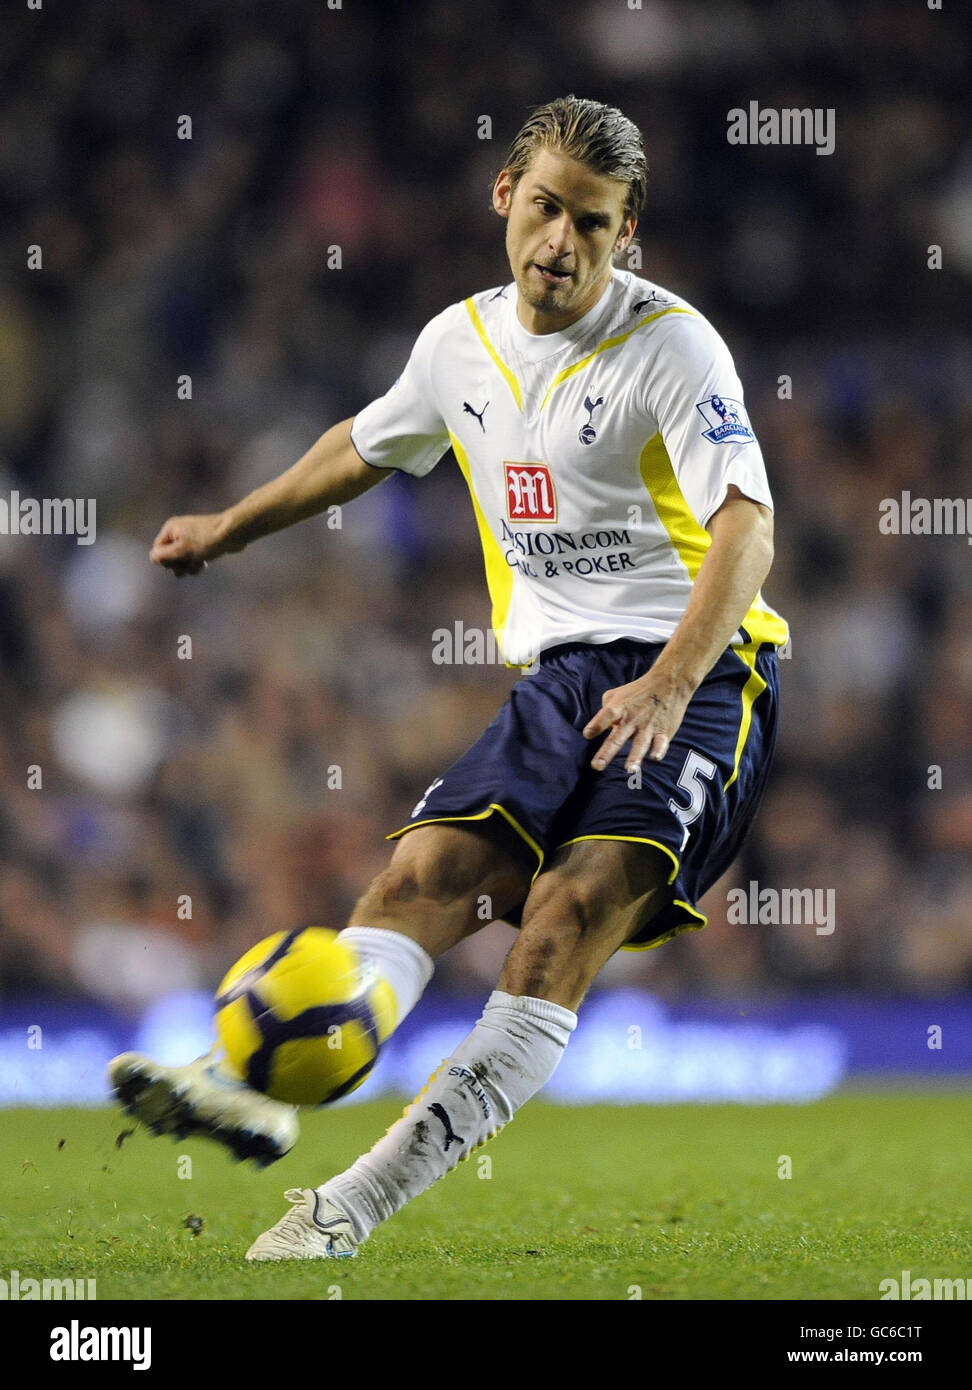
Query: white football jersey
351 269 788 666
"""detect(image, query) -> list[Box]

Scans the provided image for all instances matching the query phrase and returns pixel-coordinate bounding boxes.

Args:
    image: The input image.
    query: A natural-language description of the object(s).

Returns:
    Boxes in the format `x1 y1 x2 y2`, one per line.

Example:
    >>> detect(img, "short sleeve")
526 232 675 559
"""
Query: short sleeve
351 312 453 478
645 313 774 527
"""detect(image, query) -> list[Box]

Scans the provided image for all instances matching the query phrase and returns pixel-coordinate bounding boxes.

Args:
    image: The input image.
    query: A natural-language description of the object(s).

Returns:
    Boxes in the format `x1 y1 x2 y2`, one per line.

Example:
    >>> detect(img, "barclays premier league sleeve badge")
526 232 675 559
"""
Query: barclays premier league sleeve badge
695 394 756 443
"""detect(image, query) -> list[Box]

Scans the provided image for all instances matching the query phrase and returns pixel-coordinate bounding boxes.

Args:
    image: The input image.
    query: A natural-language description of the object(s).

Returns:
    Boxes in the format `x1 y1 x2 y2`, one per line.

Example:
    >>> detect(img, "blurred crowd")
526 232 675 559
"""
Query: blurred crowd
0 0 969 1008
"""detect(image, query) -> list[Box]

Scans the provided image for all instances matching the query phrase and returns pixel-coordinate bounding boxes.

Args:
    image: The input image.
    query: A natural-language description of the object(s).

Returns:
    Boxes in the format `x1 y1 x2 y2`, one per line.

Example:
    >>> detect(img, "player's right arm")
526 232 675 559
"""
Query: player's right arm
150 416 385 575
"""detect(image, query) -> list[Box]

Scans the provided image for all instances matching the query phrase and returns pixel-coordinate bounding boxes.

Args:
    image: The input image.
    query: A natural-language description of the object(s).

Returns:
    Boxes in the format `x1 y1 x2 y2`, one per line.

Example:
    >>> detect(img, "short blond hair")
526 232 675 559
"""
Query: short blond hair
504 96 648 224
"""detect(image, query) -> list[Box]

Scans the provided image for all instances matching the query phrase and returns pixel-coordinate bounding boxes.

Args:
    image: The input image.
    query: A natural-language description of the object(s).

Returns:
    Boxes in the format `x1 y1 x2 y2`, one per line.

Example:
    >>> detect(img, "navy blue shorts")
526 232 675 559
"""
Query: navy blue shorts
388 638 780 948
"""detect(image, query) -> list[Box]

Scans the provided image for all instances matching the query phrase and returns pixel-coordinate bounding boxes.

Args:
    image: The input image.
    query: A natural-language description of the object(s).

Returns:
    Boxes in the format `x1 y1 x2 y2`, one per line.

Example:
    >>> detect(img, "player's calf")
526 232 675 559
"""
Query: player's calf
500 838 672 1009
250 987 577 1257
250 838 671 1250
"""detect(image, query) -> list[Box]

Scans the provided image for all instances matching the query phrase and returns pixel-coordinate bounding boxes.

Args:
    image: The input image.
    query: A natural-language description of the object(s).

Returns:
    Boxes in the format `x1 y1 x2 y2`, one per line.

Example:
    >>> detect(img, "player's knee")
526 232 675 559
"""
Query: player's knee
508 880 602 999
523 841 671 940
519 872 600 941
357 865 418 918
361 835 481 915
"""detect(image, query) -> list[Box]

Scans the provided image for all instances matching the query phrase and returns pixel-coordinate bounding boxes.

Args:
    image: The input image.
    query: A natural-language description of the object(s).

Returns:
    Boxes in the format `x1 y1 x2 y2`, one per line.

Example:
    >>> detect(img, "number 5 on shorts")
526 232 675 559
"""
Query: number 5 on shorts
668 750 717 851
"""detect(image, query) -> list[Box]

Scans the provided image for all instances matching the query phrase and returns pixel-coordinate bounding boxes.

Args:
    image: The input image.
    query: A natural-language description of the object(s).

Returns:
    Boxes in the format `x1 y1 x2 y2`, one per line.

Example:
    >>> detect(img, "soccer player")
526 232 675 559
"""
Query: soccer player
110 96 787 1260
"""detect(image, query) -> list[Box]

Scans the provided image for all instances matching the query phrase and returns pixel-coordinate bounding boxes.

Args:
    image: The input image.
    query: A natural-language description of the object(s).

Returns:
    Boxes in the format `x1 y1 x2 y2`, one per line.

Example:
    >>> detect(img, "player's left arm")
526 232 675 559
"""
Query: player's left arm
584 484 774 772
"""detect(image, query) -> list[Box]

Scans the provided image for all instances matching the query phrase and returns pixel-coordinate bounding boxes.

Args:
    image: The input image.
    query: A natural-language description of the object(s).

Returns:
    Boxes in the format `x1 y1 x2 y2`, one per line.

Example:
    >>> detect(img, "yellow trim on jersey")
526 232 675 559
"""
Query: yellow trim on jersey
725 645 767 792
538 305 695 412
449 430 524 667
464 298 522 411
386 801 545 880
637 432 789 647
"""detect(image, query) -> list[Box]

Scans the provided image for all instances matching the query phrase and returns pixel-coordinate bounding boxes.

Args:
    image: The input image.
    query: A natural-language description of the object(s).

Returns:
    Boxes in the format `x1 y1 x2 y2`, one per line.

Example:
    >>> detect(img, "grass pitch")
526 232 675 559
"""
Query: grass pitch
1 1094 968 1301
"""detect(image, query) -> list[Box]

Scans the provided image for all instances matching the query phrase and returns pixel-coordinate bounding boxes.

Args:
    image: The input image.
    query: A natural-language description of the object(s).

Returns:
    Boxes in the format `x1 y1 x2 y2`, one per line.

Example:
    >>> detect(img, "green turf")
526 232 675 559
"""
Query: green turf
1 1095 968 1300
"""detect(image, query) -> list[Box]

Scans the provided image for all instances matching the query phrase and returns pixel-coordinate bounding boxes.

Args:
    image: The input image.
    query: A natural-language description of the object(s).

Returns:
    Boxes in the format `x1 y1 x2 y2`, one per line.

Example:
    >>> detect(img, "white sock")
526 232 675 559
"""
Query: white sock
337 926 434 1030
319 990 578 1242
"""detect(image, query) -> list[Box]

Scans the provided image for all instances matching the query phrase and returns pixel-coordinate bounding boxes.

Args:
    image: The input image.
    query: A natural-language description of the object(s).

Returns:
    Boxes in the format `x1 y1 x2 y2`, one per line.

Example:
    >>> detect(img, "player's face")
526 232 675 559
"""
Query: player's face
492 147 636 333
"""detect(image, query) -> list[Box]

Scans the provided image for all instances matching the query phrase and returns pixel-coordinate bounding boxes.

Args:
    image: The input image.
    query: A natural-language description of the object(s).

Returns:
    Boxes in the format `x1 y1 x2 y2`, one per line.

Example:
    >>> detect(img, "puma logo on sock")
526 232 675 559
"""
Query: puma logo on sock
427 1103 466 1152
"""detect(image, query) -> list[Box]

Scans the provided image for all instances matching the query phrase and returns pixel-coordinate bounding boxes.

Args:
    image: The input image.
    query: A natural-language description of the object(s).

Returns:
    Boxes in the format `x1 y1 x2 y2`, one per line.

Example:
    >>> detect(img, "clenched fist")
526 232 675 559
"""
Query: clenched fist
150 514 243 576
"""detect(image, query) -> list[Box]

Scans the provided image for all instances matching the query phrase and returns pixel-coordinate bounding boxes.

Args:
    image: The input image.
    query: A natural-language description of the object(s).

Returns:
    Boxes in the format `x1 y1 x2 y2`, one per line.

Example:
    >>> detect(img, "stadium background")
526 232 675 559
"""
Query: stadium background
0 0 969 1104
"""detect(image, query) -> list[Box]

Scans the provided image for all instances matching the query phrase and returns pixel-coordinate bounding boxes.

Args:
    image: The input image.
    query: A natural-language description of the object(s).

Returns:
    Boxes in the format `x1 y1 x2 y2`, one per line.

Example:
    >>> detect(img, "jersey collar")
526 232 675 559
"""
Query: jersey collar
506 271 623 363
